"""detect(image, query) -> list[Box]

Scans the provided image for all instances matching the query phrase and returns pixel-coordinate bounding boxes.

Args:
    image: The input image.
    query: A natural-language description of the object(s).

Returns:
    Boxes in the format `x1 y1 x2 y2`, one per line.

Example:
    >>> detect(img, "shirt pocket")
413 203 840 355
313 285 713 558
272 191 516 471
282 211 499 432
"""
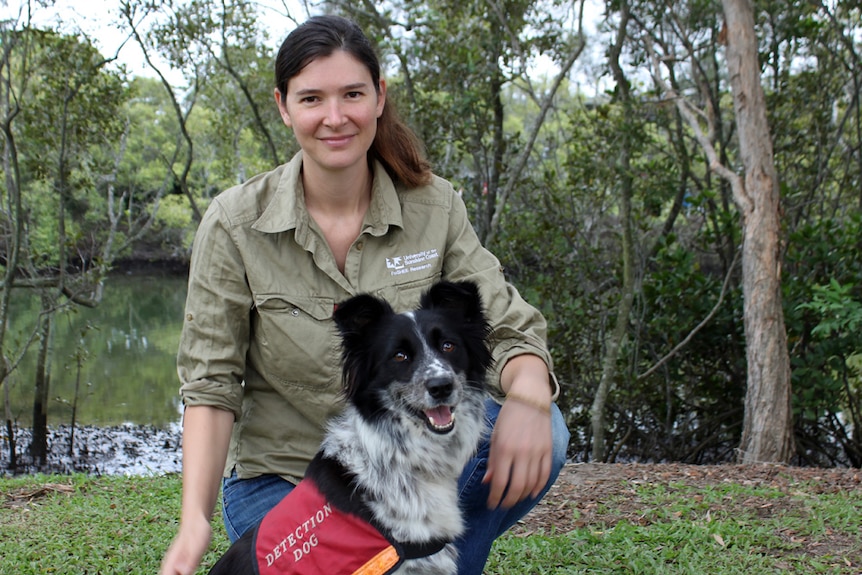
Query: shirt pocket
376 273 441 312
252 294 339 390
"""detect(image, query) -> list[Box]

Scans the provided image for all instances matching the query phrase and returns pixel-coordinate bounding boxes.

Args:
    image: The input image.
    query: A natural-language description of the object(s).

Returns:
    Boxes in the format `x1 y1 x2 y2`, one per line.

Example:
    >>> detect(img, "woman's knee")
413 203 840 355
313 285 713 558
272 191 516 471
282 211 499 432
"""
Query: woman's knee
550 402 570 473
221 473 294 542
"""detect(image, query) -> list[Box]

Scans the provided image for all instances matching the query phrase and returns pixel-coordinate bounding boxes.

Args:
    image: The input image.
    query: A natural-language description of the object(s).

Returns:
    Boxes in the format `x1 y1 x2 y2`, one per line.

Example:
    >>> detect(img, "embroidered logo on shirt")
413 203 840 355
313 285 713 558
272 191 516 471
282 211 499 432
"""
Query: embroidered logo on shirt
386 249 439 276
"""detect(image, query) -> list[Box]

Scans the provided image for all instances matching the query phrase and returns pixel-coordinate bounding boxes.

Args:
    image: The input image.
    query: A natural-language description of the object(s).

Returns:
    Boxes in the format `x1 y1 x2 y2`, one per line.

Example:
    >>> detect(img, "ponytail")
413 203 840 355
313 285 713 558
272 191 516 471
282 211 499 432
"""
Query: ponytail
373 99 432 188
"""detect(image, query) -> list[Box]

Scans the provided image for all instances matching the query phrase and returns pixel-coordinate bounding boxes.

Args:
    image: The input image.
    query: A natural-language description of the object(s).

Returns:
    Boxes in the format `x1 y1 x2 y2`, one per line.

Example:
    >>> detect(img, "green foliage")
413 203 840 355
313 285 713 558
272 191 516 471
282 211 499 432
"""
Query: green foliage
631 240 746 462
797 280 862 339
4 0 862 468
784 215 862 466
155 195 200 252
3 29 130 267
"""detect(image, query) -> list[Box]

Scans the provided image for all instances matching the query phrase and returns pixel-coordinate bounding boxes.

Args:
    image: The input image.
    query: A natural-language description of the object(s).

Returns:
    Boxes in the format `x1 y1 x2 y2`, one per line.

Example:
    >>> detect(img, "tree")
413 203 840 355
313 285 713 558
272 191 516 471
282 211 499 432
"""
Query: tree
589 0 636 462
0 17 31 469
20 30 129 464
121 0 205 221
4 0 859 468
335 0 585 246
721 0 793 464
119 0 302 219
0 17 161 467
644 0 794 463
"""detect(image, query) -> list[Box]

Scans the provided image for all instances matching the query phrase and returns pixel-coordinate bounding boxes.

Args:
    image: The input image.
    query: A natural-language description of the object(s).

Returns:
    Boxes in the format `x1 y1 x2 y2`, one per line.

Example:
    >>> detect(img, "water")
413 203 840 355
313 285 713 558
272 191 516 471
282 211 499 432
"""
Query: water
5 272 188 429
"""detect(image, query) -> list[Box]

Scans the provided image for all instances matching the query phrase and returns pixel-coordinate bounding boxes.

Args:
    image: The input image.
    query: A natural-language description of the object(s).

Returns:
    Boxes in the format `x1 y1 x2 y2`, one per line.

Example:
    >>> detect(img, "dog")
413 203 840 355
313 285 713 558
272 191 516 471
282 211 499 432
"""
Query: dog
208 280 492 575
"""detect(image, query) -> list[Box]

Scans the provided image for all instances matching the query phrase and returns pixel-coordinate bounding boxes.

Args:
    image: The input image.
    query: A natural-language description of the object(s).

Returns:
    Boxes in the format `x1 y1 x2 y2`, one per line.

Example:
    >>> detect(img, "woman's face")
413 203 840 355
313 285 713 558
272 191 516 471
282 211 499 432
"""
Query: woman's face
275 50 386 176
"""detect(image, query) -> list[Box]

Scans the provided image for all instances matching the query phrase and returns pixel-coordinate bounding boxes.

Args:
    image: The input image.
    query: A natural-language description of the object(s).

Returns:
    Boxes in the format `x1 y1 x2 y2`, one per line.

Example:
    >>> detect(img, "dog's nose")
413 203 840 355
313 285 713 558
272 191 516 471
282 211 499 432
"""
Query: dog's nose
425 377 454 401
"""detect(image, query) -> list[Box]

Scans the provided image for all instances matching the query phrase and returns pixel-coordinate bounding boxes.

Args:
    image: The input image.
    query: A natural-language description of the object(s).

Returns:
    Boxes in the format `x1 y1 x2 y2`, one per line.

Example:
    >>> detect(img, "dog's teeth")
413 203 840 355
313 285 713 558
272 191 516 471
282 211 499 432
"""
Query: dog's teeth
429 413 455 429
424 406 456 433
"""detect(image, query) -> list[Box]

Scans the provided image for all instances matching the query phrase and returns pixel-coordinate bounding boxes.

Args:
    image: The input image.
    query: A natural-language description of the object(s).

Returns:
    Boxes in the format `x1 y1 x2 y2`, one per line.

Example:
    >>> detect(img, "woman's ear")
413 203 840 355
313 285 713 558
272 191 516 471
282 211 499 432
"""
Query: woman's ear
274 88 292 127
376 78 387 119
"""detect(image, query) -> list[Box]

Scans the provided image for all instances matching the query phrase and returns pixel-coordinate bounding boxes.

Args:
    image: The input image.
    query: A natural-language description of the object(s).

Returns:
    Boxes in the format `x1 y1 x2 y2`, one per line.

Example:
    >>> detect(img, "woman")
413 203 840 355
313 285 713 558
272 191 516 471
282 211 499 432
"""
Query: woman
160 14 569 575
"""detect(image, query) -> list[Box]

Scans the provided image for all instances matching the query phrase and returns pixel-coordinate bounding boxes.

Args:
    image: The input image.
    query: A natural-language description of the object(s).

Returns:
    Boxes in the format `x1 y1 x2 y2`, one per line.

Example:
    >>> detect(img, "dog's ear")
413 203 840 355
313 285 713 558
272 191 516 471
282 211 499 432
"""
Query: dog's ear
421 281 485 323
332 293 393 337
333 294 393 399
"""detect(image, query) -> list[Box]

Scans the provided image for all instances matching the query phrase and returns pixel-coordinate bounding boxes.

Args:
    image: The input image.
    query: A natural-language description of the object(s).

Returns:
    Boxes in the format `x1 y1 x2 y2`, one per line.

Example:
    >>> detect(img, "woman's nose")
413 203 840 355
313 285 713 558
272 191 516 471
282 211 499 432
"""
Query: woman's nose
323 100 346 127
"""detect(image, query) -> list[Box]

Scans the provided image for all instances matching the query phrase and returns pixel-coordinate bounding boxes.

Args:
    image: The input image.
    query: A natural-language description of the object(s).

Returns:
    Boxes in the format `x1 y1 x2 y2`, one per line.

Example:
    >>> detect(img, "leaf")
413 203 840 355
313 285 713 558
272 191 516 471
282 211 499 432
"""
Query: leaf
713 533 726 547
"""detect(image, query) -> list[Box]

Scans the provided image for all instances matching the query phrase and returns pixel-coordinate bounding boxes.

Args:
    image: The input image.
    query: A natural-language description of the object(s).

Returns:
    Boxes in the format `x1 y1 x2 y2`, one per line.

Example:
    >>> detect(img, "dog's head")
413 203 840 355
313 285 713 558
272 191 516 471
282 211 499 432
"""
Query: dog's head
332 281 492 434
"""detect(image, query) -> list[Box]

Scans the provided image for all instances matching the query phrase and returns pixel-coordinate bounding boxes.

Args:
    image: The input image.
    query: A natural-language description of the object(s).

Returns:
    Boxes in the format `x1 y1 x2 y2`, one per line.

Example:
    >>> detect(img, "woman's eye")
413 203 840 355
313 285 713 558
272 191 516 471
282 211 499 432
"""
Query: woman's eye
441 342 455 353
394 351 409 362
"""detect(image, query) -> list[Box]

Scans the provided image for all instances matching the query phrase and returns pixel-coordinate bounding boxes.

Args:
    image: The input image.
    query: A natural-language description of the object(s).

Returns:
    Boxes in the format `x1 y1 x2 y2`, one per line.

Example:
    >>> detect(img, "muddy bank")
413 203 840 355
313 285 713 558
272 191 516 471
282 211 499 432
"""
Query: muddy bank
1 424 183 476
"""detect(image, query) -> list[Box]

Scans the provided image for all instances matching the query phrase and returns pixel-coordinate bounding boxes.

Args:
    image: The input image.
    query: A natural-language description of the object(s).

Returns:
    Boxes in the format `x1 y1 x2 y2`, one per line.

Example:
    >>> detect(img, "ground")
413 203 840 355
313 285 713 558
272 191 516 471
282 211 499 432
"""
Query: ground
511 462 861 559
4 429 861 563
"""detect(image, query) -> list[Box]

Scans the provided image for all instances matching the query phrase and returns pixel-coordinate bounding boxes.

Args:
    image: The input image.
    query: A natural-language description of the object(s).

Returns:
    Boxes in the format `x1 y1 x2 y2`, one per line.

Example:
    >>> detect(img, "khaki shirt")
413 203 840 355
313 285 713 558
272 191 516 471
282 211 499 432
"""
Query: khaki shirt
178 153 554 483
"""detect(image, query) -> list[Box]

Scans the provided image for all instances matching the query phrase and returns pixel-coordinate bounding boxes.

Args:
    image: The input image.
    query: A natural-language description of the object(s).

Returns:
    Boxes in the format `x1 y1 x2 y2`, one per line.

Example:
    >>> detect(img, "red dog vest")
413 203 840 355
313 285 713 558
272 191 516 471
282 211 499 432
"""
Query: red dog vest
253 479 402 575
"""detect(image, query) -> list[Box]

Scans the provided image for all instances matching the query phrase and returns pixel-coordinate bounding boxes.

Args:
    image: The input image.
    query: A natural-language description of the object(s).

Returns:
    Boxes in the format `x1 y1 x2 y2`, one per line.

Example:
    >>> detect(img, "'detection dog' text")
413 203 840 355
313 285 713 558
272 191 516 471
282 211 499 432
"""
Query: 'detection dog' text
265 503 333 567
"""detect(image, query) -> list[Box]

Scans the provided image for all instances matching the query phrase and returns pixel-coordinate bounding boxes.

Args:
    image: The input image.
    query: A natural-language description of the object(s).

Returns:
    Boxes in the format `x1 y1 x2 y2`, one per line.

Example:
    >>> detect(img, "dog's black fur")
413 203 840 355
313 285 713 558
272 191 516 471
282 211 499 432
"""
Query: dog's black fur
208 281 492 575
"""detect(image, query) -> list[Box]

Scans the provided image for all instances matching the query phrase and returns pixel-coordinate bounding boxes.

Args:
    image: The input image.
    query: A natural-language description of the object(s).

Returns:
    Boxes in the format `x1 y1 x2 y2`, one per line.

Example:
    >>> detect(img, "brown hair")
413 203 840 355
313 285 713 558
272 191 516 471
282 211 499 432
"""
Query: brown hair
275 15 432 188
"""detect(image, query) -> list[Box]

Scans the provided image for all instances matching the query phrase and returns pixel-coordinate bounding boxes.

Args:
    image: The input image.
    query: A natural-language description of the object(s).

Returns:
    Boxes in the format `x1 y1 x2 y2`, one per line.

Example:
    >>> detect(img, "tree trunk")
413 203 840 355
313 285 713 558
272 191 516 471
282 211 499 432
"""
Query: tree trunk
590 1 636 462
721 0 794 464
29 294 55 467
1 27 26 472
4 372 16 470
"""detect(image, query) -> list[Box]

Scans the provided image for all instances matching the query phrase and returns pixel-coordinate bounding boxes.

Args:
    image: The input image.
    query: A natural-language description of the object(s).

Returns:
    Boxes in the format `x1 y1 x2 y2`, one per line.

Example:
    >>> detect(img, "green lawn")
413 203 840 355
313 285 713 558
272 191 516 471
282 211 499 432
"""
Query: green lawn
1 473 860 574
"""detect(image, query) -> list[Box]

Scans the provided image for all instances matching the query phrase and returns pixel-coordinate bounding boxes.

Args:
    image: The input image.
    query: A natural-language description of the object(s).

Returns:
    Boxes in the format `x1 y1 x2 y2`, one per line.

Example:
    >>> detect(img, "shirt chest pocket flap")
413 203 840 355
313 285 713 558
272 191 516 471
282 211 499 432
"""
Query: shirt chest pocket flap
252 294 338 389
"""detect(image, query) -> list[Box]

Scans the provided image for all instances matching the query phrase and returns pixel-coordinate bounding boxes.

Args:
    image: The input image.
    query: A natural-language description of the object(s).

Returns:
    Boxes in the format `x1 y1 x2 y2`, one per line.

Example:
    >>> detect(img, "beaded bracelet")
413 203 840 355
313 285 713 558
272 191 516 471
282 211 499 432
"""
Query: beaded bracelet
505 392 552 414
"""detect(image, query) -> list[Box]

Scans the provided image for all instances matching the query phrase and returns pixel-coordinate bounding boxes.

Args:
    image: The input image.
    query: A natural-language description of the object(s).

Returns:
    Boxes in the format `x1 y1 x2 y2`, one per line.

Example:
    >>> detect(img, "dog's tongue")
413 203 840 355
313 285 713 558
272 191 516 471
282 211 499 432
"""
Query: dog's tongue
425 406 453 427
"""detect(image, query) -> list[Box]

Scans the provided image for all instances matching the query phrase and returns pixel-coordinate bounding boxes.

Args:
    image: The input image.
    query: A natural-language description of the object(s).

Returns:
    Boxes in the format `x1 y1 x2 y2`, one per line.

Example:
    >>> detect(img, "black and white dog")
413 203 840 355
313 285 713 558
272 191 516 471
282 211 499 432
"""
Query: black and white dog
208 281 492 575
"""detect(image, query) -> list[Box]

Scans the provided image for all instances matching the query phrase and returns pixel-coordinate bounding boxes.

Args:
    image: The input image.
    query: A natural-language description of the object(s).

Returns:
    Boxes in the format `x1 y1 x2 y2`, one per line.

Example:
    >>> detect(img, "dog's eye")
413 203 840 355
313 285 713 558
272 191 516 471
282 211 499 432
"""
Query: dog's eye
441 341 455 353
394 351 409 362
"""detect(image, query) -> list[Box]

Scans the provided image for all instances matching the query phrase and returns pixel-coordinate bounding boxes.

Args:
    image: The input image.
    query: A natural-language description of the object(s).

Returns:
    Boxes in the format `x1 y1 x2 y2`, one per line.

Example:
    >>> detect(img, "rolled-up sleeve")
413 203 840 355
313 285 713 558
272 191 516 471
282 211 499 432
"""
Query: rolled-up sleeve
441 186 554 395
177 199 251 418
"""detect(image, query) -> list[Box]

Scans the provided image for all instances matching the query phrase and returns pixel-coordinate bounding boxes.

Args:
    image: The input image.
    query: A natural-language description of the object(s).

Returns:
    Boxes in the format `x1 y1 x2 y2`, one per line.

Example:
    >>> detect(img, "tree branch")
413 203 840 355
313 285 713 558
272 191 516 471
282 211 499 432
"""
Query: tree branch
638 248 740 380
485 31 586 247
643 37 753 215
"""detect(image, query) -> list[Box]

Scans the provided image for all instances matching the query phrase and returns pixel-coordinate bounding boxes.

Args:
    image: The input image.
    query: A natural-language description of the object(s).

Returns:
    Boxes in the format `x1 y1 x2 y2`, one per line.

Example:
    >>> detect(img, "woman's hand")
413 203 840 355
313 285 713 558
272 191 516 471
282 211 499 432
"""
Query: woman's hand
160 405 234 575
160 515 213 575
483 354 553 509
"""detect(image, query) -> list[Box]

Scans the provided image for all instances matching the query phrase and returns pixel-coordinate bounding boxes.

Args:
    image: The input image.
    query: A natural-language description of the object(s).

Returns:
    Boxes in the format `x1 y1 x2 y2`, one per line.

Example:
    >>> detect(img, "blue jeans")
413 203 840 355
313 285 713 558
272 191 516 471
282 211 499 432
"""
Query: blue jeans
222 399 570 575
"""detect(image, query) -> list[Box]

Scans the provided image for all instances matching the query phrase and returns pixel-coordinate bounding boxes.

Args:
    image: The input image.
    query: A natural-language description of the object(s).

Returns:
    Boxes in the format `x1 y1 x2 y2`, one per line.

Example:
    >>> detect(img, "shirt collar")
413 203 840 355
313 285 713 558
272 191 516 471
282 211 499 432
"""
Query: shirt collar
252 152 404 234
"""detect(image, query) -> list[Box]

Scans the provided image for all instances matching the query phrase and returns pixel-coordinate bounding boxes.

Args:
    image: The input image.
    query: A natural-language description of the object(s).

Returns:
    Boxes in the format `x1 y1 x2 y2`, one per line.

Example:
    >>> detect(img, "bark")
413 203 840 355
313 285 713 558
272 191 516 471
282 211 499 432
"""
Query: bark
29 294 55 467
721 0 794 464
590 1 636 462
1 26 25 470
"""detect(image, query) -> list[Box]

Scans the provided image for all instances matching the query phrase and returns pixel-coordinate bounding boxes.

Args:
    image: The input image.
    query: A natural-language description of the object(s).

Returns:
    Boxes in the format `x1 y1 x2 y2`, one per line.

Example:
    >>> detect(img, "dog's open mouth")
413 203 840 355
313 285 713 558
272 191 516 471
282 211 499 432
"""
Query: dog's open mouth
423 405 456 434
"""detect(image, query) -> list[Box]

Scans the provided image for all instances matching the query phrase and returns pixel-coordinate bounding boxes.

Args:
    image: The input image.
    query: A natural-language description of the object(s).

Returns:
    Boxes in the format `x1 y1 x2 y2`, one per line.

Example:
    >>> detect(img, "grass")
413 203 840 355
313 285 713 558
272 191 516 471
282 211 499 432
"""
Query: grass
487 481 862 574
0 474 227 575
1 474 860 574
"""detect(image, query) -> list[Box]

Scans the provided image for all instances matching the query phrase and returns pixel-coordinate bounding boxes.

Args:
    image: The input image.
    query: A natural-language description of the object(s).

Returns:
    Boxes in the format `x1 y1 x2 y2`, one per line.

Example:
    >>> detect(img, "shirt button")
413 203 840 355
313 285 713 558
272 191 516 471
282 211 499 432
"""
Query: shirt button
291 308 300 317
356 242 364 251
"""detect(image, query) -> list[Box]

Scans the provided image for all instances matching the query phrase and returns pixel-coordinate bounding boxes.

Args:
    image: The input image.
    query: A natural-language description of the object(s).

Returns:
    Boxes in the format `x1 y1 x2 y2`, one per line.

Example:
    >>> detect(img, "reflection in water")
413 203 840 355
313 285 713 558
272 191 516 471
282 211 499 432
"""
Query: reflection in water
107 328 149 353
6 273 188 428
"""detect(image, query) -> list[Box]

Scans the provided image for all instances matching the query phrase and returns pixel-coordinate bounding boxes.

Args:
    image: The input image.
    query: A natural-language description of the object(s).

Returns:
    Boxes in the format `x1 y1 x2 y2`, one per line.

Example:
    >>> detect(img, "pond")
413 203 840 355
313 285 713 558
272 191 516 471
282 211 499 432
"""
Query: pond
6 272 188 429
